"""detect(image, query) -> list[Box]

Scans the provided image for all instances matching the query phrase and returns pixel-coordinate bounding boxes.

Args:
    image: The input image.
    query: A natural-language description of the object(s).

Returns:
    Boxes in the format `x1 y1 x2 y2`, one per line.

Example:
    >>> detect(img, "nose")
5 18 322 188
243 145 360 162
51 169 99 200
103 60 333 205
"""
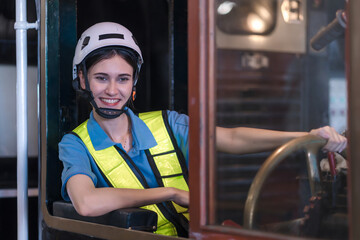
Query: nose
105 80 117 95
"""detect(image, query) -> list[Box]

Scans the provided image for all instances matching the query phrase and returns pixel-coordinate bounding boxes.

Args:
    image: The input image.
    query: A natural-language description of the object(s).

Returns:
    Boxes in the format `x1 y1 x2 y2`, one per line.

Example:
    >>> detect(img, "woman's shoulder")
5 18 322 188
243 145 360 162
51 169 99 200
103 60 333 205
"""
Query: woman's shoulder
166 110 189 127
59 131 86 149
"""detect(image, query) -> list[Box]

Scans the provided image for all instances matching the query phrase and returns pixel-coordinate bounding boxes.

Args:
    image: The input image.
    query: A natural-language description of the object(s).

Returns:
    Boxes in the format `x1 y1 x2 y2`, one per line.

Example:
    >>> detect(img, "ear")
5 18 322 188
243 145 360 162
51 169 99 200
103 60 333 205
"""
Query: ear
78 70 86 90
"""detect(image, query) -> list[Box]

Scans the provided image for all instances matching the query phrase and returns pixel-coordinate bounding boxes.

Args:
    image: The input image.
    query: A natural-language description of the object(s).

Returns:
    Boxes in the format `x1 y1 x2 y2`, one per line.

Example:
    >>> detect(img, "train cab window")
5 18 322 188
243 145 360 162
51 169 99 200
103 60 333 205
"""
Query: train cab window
189 0 349 239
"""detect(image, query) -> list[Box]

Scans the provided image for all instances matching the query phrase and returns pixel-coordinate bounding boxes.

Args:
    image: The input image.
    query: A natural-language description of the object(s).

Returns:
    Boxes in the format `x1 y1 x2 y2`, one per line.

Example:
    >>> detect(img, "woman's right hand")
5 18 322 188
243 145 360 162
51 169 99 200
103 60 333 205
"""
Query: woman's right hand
169 187 189 207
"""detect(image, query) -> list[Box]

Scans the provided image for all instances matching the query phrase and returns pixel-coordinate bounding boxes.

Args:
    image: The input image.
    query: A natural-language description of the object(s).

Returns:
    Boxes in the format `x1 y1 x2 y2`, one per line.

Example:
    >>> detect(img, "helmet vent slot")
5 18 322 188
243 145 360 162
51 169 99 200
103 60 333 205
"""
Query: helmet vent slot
99 33 124 40
132 36 139 46
81 36 90 50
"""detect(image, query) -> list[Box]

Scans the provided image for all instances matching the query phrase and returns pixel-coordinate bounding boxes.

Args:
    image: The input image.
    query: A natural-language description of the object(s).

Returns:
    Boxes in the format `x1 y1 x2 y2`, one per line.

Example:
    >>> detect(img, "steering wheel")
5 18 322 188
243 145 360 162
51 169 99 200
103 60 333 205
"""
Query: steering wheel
243 134 327 230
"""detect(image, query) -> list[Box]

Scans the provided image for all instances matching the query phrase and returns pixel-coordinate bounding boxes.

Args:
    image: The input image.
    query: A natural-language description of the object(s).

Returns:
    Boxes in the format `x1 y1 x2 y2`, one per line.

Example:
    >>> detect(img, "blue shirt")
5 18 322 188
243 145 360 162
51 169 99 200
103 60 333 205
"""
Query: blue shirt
59 108 189 201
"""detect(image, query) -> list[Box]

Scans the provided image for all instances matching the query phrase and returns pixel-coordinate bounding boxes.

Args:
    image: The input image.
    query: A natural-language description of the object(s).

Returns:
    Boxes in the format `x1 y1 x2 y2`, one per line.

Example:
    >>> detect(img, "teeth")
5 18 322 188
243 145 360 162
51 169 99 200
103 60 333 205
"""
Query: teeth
101 98 119 103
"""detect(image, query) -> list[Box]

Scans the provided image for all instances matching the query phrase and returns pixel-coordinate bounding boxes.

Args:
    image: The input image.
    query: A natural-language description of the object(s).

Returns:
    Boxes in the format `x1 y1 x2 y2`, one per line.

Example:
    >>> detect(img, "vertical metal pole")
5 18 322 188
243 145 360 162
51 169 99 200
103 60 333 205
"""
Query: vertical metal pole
35 0 41 237
15 0 29 238
15 0 38 239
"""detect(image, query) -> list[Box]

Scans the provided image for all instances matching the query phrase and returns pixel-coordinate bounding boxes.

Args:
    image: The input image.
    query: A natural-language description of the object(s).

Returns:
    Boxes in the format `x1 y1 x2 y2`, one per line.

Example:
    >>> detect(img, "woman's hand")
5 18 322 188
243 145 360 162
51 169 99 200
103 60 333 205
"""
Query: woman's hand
169 188 189 207
309 126 347 152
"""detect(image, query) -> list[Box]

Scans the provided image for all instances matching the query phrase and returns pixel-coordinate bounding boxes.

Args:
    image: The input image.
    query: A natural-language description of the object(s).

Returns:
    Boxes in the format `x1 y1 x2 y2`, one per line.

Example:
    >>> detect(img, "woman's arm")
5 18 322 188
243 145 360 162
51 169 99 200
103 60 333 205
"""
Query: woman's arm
216 126 347 154
67 174 189 217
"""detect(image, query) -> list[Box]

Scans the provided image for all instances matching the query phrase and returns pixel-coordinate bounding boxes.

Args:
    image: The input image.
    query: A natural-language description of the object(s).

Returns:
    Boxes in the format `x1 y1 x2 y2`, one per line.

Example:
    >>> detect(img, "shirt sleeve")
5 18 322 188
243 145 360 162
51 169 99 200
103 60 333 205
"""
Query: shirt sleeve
58 133 98 201
166 110 189 166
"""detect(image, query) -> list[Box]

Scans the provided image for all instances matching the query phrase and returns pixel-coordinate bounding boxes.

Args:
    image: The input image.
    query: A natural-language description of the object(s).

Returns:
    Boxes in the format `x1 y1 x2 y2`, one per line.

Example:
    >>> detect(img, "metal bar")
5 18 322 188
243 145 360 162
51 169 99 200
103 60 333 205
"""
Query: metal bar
15 0 29 237
0 188 39 198
34 0 41 239
243 135 325 229
14 0 39 239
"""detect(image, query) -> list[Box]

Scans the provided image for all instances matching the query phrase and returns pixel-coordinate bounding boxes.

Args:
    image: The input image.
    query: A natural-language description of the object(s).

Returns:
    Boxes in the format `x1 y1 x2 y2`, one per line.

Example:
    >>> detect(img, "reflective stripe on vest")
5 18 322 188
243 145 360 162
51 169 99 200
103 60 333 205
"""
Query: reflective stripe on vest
72 110 189 236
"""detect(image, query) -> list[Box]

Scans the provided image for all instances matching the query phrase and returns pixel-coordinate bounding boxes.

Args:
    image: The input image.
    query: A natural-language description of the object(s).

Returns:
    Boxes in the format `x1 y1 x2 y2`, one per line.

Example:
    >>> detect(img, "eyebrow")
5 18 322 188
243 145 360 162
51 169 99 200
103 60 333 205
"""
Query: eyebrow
93 72 132 77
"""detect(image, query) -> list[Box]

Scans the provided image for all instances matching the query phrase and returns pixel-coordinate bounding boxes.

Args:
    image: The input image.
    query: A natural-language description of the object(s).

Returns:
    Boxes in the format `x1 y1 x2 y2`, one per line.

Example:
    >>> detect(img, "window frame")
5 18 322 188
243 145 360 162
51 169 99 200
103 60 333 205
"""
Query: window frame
188 0 360 239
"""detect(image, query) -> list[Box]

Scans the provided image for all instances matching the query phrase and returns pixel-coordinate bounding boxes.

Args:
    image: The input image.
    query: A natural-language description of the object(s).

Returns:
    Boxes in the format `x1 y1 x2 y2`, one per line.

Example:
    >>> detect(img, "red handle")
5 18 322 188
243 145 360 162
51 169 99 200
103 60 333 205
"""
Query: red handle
327 152 337 176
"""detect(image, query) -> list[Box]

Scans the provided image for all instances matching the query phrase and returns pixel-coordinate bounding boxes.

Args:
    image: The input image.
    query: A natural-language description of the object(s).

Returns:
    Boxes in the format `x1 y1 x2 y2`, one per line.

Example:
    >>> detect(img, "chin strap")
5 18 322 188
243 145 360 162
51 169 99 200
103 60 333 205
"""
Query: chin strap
81 62 128 119
94 107 126 119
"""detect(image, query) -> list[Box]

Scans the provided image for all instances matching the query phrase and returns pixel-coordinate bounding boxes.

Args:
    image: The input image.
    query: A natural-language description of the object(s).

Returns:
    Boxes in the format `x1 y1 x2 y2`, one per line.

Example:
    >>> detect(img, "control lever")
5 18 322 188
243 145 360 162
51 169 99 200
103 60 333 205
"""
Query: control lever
310 10 346 51
327 152 337 177
327 152 337 207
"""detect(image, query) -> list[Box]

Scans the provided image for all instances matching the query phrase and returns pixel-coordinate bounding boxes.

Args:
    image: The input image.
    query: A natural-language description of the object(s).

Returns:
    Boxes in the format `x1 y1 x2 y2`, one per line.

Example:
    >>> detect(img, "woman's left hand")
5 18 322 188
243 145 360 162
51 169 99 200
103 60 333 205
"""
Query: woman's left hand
309 126 347 152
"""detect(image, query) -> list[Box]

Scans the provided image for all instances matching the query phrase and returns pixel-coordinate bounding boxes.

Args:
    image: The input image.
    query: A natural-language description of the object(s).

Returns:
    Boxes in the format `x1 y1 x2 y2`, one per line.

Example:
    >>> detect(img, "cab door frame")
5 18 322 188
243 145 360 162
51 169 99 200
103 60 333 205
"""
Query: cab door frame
347 0 360 239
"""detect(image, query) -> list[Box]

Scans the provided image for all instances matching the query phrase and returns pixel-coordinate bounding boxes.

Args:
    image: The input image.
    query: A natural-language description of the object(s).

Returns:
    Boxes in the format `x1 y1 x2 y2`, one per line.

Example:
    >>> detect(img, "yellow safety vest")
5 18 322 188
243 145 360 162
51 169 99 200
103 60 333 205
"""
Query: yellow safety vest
72 110 189 237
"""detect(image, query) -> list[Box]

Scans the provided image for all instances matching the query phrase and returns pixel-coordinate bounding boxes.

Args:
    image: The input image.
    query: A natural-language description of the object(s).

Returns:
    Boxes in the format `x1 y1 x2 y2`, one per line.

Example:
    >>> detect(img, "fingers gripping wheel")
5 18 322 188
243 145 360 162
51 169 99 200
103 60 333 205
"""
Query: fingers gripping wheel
243 135 326 230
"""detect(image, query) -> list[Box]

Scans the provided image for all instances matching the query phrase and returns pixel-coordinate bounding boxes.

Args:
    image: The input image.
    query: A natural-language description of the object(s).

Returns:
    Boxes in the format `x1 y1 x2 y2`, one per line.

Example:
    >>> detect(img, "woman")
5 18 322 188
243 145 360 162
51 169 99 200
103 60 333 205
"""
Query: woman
59 22 347 237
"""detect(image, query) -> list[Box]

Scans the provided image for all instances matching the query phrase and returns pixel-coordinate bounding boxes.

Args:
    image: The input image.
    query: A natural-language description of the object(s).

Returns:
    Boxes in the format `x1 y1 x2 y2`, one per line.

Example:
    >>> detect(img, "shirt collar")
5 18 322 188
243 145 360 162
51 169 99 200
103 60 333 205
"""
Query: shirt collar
87 108 157 151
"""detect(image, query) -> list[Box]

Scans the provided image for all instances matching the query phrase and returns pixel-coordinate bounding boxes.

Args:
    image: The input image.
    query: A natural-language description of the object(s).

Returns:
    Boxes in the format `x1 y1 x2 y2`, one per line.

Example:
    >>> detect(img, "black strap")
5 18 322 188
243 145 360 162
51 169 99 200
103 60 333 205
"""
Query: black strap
145 150 165 187
161 110 189 184
115 146 189 237
142 110 190 236
145 150 187 180
114 146 150 189
151 149 176 157
156 202 189 238
146 150 189 236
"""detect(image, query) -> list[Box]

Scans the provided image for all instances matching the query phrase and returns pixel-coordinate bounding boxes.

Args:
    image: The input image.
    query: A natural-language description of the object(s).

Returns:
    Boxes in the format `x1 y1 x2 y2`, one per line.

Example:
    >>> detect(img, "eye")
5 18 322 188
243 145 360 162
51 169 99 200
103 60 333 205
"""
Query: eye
118 76 131 82
95 76 107 81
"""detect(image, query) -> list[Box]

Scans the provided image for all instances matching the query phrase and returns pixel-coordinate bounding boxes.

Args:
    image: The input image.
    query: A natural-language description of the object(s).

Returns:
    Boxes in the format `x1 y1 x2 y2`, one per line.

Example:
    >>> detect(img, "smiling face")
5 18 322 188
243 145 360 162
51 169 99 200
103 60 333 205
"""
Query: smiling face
79 54 134 114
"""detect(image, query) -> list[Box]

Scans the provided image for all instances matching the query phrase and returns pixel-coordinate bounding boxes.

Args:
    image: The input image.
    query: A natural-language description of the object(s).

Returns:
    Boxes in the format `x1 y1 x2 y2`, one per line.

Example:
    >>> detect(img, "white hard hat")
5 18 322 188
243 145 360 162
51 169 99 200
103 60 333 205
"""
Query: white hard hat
72 22 143 84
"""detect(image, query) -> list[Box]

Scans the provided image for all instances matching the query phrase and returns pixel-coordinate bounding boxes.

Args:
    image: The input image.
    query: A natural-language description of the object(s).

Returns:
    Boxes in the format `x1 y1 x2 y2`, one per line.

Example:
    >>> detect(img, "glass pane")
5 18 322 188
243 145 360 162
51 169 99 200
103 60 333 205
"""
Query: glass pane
213 0 348 239
216 0 277 35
